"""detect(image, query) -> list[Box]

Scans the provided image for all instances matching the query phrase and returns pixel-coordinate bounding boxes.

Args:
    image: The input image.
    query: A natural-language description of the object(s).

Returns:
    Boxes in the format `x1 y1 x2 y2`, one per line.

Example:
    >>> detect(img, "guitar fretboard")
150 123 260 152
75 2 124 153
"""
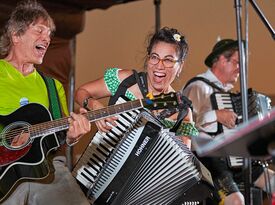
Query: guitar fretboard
29 100 143 138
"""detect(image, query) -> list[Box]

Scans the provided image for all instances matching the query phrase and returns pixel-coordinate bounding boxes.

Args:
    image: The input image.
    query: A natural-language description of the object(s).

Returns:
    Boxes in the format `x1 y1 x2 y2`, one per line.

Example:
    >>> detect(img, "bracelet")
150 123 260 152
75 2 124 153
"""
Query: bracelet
82 97 93 110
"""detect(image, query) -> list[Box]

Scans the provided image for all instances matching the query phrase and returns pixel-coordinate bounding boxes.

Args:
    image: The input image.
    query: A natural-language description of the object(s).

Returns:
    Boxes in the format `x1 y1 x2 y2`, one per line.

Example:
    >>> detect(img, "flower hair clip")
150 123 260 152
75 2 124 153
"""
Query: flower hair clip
173 34 181 42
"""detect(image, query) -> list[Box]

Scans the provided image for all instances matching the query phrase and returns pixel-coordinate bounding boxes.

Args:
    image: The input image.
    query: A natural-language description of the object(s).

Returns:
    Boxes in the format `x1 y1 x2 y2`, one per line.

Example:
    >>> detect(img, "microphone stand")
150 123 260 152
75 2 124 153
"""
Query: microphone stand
234 1 251 204
234 1 274 204
154 0 161 32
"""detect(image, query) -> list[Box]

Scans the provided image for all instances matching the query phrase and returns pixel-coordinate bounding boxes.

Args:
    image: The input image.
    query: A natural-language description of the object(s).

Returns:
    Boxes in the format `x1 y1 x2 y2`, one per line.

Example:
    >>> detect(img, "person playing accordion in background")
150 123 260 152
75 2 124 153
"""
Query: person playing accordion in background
182 39 275 205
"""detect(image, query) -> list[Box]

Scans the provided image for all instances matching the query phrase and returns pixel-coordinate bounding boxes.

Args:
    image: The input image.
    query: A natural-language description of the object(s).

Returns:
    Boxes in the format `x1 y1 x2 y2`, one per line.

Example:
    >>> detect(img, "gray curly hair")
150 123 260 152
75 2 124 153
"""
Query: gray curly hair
0 0 55 57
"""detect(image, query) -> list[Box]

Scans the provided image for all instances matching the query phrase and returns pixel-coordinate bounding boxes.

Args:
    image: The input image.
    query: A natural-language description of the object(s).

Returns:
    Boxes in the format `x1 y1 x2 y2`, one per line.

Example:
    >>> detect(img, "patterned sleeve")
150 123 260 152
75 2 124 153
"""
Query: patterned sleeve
176 122 199 137
161 118 199 137
104 68 121 96
103 67 136 100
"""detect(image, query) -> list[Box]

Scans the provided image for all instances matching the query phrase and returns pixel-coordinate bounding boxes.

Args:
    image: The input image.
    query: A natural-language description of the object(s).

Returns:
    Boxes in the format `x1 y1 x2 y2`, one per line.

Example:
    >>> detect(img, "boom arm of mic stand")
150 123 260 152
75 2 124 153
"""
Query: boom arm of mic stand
249 0 275 40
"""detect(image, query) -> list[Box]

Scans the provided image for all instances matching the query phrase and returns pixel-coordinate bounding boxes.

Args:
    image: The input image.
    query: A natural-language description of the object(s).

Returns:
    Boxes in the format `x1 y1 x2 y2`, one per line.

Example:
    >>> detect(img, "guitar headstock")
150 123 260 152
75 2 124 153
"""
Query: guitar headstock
142 92 181 110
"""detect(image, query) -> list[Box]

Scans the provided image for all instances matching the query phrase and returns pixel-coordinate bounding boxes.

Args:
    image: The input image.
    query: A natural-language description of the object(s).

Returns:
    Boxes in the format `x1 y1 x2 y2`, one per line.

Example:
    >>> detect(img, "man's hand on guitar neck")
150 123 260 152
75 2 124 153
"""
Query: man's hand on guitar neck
66 108 91 146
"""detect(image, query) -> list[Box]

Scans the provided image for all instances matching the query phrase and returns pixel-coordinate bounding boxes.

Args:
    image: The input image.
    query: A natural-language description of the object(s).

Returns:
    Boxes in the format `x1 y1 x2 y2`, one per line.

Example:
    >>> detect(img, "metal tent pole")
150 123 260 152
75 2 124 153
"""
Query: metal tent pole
234 1 252 204
66 37 76 171
154 0 161 32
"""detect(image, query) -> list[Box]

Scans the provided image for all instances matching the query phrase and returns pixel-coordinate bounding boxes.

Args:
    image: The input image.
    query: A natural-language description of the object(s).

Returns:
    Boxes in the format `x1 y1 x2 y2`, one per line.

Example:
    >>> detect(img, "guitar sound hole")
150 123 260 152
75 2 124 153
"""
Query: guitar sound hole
3 122 31 150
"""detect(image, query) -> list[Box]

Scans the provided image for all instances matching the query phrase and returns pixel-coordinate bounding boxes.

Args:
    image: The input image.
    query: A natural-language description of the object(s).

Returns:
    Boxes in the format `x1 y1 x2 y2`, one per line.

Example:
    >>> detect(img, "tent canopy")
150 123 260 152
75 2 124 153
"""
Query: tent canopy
0 0 141 39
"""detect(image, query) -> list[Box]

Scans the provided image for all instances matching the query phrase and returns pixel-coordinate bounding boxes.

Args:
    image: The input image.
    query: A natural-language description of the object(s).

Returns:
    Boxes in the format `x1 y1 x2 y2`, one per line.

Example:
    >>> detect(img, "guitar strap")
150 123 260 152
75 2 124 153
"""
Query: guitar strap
39 71 66 146
39 72 62 120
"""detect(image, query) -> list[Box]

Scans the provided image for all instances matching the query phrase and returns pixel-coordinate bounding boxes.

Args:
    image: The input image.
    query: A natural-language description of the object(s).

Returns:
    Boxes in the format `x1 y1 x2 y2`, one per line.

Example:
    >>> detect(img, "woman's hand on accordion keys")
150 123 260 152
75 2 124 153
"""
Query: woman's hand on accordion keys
216 109 238 129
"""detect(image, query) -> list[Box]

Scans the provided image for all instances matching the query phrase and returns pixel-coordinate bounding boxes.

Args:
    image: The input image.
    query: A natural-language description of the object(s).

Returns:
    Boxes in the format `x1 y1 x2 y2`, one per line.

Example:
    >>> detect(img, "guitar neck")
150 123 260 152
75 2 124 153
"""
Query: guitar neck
30 99 144 138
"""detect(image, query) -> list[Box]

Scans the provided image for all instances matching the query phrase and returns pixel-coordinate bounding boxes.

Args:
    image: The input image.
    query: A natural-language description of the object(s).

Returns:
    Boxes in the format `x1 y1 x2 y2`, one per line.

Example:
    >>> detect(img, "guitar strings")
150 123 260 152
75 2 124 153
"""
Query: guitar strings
0 95 175 142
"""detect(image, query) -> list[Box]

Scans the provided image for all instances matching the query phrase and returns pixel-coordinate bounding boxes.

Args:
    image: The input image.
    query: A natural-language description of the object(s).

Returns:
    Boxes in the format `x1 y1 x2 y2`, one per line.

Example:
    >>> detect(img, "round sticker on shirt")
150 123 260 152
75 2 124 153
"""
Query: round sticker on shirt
20 97 29 106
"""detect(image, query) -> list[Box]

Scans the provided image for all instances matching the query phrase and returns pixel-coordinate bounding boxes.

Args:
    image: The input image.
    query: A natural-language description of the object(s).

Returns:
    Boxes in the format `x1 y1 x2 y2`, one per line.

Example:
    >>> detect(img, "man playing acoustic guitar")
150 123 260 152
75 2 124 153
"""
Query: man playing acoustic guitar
0 0 91 204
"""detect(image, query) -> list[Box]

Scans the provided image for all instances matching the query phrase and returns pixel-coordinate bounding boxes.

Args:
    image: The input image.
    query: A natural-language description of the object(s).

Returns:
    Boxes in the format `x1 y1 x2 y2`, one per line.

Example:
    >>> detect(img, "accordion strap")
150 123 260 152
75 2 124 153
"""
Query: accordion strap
133 70 148 98
183 76 226 135
184 76 225 92
108 69 147 105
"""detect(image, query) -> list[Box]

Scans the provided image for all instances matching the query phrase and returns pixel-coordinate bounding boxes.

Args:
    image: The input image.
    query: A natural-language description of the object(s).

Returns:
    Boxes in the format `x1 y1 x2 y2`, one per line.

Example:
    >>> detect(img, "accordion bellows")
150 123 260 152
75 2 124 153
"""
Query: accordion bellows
89 119 213 205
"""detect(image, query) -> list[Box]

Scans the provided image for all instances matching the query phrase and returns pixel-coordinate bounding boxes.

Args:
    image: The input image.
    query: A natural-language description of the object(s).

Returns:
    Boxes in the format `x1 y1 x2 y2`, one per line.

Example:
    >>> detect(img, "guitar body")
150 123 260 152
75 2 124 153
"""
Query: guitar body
0 103 60 201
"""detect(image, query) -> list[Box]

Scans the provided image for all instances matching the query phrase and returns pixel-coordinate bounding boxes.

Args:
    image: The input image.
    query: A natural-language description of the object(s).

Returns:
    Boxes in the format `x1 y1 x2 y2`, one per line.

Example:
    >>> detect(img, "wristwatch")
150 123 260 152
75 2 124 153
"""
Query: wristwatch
82 97 92 110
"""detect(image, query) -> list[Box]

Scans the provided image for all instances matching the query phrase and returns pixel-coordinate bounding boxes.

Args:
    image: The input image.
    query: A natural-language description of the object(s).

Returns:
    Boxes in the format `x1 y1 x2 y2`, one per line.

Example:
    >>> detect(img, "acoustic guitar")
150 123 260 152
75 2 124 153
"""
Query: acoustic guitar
0 92 183 201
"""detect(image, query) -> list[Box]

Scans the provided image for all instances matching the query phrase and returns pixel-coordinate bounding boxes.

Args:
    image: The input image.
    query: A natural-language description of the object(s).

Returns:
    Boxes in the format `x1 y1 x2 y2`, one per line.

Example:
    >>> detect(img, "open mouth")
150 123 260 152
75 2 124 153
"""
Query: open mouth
35 44 47 56
153 71 166 83
153 71 166 78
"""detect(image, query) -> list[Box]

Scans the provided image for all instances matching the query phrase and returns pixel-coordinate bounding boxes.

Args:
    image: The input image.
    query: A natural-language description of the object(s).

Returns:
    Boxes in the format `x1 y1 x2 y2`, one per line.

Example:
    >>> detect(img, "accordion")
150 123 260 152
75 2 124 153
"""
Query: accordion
211 88 272 128
73 95 214 204
86 118 214 205
211 88 272 168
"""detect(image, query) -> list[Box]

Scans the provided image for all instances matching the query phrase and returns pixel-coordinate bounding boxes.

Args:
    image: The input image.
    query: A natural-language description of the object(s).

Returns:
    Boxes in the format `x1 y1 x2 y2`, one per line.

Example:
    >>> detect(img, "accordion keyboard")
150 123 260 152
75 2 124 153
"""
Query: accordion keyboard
211 89 272 168
72 98 141 189
211 89 272 124
228 156 244 168
90 119 147 201
213 93 234 111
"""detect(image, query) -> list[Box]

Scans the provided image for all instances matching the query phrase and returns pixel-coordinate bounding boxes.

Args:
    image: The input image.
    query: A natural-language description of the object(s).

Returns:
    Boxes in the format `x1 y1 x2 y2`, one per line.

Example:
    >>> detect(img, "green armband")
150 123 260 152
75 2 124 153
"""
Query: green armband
177 122 199 137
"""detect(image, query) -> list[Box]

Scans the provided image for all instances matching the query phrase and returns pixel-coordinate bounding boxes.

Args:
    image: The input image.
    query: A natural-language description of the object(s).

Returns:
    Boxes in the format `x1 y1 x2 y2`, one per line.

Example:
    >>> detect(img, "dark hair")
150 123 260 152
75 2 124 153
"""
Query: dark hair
0 0 55 57
146 27 189 62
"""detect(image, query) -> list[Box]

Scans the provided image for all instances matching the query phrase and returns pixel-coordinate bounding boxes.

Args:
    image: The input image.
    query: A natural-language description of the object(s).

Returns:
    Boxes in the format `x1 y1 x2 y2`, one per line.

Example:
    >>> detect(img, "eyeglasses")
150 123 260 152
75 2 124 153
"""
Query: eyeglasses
148 54 180 68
